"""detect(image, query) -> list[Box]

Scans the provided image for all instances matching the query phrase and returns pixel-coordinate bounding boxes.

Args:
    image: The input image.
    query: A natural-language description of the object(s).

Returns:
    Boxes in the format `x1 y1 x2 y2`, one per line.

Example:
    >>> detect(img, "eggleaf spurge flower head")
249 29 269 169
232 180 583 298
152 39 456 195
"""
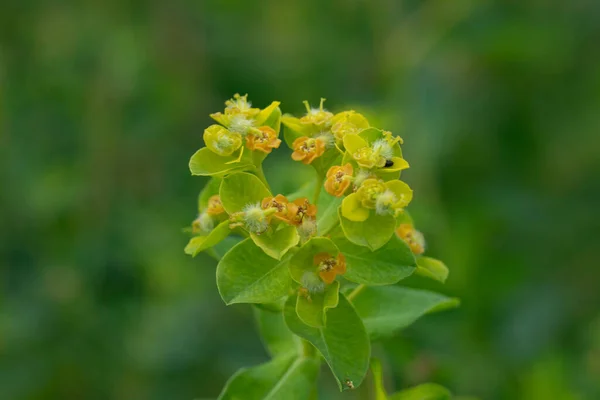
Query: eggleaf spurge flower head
185 94 458 396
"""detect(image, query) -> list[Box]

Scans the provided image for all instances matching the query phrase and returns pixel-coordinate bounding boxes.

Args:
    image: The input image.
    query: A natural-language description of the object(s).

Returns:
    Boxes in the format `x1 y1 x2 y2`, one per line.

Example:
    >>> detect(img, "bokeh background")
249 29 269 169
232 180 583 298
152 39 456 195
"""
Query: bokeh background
2 0 600 399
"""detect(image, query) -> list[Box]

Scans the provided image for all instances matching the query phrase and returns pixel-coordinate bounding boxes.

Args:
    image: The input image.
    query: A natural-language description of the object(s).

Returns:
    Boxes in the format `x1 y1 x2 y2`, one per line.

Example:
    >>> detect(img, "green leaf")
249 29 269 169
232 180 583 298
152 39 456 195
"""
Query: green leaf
351 286 460 339
198 177 222 211
211 236 244 260
189 147 254 176
217 238 293 305
310 147 343 178
220 172 271 214
288 237 339 284
389 383 451 400
416 256 449 283
285 181 315 200
370 358 388 400
316 190 342 236
339 208 396 251
296 280 339 328
284 294 370 391
254 307 300 357
184 221 231 257
251 225 300 260
332 234 416 285
282 116 319 148
255 102 282 131
357 127 384 144
218 354 320 400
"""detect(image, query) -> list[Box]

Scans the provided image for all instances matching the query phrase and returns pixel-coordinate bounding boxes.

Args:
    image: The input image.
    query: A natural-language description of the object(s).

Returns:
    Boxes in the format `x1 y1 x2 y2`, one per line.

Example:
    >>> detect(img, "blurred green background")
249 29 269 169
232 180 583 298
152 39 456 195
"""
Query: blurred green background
2 0 600 399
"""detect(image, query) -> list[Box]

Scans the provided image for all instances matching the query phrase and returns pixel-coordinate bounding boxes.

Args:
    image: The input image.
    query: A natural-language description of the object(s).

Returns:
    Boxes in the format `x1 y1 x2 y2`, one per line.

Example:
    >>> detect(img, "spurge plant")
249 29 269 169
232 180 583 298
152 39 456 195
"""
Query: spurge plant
186 94 459 399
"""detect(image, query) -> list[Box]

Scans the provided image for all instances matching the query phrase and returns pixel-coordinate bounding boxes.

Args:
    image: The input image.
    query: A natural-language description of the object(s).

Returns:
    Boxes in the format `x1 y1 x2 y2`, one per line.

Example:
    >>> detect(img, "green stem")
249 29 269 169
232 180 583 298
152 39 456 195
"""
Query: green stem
346 284 366 302
302 339 316 357
313 175 323 205
255 165 271 192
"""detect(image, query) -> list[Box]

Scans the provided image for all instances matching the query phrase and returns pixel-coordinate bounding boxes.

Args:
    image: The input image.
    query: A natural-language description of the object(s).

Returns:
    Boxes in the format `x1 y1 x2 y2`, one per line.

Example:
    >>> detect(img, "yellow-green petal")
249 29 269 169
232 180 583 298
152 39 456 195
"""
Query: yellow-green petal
343 134 368 155
331 111 370 129
210 112 229 126
385 180 413 208
341 193 370 222
379 157 409 173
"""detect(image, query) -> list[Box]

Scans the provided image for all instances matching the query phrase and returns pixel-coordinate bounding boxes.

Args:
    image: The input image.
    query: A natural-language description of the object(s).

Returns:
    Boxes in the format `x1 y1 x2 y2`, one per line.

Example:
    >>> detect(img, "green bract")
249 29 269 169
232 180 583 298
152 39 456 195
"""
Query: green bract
284 294 370 391
333 233 416 285
184 220 231 257
220 172 271 214
216 238 293 305
184 95 460 398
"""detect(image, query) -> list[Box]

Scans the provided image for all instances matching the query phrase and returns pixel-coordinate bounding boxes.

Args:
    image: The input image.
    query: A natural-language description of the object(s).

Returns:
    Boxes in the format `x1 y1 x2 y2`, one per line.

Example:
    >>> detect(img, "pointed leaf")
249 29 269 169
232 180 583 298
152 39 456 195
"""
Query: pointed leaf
220 172 271 214
255 102 282 131
254 307 300 357
389 383 451 400
416 256 449 283
217 238 293 305
184 221 231 257
351 286 460 339
339 208 396 251
296 280 339 328
218 354 320 400
189 147 254 176
251 225 300 260
332 234 416 285
284 294 370 391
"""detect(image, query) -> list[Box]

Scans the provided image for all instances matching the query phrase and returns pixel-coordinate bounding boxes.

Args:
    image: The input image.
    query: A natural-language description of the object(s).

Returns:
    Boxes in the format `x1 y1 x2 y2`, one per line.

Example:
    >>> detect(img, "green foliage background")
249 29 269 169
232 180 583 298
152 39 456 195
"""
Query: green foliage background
1 0 600 399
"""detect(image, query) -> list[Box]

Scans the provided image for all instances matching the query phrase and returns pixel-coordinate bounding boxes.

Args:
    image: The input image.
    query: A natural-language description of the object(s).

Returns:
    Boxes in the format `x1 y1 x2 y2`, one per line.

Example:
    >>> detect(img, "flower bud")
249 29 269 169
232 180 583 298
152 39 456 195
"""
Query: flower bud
192 212 214 234
396 224 426 255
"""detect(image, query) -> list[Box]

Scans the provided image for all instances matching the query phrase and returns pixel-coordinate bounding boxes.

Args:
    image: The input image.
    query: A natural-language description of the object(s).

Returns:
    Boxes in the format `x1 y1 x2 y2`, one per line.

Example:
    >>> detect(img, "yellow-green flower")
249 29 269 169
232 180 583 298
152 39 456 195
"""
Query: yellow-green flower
343 133 408 172
210 94 281 136
341 178 413 222
203 125 243 156
331 110 369 141
224 93 260 117
300 98 333 126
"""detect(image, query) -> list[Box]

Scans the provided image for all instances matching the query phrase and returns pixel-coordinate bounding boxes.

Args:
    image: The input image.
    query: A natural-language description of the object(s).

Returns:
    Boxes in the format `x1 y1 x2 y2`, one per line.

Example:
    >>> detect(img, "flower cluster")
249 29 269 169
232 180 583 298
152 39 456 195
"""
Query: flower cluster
185 95 454 395
203 94 282 161
228 194 318 240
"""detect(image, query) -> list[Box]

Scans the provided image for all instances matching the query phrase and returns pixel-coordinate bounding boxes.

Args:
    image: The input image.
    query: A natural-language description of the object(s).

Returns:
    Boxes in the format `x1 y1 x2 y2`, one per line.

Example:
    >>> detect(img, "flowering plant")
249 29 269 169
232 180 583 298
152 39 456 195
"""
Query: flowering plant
186 95 458 398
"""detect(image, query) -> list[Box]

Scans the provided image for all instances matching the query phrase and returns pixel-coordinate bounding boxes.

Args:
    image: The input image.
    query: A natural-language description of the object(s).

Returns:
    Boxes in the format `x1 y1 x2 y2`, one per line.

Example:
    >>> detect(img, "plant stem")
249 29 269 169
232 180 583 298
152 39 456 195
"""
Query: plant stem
255 165 271 192
302 339 316 357
346 284 366 302
313 175 323 205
